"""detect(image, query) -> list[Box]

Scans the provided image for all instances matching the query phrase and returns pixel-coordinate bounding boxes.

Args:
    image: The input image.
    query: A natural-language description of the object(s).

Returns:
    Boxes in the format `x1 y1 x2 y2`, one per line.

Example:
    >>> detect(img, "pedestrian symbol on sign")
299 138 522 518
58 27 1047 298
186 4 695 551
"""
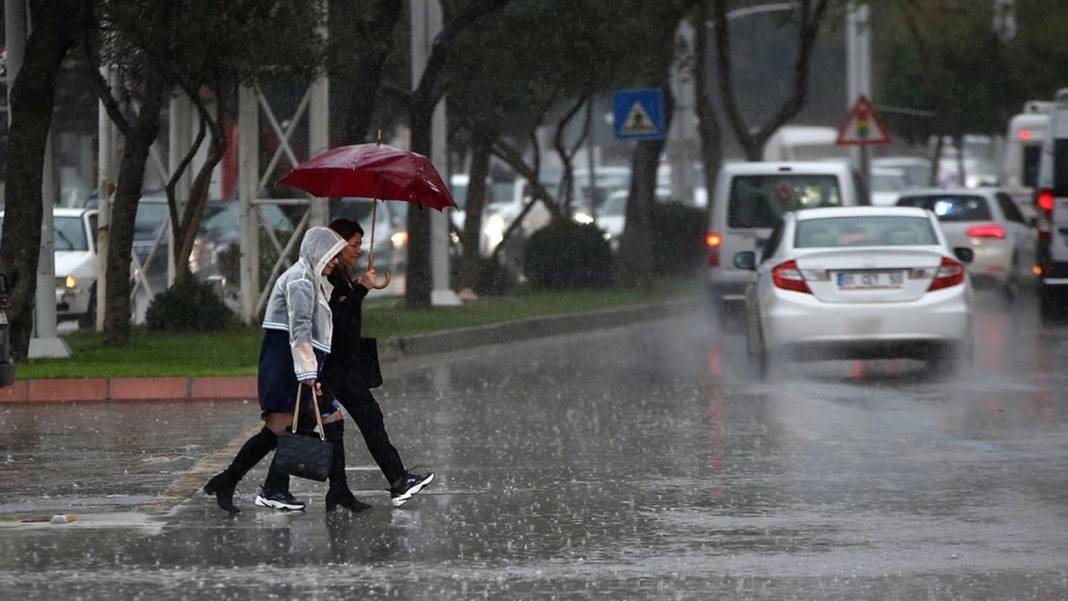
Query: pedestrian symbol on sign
621 102 657 135
612 89 664 140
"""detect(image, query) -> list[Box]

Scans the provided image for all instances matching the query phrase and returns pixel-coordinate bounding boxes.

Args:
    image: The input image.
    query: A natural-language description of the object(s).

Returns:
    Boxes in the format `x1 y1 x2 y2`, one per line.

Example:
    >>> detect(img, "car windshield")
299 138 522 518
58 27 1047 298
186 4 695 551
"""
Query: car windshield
728 175 842 228
795 215 938 248
54 216 89 251
0 215 88 251
135 202 169 242
896 195 992 222
602 194 627 217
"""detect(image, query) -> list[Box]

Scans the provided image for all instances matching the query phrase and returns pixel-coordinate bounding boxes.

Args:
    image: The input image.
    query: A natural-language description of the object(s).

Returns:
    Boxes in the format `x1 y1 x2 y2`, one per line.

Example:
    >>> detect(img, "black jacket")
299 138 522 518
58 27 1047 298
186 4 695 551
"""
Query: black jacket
322 274 369 377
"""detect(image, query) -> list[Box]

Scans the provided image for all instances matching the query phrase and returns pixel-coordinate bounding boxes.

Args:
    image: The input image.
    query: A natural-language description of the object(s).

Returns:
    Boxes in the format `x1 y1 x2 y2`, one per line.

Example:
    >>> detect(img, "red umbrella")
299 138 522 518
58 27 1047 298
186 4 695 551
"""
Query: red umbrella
279 142 457 289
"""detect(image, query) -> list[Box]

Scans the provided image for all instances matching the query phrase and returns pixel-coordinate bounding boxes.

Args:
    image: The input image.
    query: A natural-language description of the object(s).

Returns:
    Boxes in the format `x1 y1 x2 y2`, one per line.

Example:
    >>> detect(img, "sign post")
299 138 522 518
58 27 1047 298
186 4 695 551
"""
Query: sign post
836 95 891 199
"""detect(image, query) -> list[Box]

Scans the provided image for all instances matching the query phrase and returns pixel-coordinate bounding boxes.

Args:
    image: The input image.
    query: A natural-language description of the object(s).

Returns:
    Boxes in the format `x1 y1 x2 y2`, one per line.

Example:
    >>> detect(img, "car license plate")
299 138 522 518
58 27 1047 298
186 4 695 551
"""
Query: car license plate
835 271 904 290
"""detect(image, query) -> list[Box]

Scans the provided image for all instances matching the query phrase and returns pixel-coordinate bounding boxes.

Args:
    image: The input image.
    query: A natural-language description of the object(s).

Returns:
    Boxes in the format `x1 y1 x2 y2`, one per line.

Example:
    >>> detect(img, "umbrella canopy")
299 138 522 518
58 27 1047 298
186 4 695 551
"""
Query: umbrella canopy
279 143 456 210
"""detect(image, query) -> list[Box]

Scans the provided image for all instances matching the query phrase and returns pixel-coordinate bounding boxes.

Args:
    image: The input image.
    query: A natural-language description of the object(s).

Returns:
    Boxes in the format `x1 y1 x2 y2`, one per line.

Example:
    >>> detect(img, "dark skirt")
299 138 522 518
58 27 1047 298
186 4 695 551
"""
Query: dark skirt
257 329 335 418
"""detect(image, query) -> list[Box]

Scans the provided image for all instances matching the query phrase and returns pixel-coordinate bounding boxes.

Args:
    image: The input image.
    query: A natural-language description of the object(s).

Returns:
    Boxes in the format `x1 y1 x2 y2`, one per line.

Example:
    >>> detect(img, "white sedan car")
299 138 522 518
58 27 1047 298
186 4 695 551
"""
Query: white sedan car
896 188 1037 300
735 206 975 376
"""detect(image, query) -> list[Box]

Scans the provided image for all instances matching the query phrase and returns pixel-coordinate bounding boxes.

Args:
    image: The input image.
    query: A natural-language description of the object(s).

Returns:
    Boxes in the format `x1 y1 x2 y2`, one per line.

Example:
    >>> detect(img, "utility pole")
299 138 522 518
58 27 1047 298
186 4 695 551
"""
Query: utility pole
846 2 872 188
411 0 460 306
6 0 70 358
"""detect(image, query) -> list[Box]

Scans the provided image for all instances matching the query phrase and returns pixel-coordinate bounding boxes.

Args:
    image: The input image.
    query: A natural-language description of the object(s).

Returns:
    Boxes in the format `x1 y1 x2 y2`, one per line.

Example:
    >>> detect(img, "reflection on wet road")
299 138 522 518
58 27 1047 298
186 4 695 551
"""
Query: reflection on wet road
1 290 1067 599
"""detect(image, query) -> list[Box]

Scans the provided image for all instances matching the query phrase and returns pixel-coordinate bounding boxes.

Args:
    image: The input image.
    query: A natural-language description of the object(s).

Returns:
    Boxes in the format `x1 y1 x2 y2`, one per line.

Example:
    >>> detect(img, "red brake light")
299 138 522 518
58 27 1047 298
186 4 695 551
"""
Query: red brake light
928 257 965 291
1019 128 1032 141
706 231 722 267
1038 189 1054 212
966 224 1006 239
772 260 811 293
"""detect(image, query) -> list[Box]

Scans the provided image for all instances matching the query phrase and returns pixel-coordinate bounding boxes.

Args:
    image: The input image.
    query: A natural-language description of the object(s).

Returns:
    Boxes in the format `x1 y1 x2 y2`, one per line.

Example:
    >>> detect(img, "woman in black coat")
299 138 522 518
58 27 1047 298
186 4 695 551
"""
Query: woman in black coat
322 218 434 508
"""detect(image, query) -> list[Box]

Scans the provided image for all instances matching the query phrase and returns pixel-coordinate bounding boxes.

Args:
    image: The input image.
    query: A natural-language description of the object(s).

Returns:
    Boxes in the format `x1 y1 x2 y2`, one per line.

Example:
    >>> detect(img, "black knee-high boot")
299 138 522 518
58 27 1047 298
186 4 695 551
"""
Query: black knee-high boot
204 427 278 514
323 421 370 513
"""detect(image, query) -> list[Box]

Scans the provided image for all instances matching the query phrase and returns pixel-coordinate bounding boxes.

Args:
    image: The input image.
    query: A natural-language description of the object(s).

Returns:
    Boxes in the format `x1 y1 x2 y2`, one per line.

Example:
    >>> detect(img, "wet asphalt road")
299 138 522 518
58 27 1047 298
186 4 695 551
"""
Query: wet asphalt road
1 288 1067 600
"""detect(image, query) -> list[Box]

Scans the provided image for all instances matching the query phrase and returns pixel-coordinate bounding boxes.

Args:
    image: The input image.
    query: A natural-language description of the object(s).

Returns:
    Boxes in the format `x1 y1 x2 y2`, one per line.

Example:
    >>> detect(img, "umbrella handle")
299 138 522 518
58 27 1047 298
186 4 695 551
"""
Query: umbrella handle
370 270 392 290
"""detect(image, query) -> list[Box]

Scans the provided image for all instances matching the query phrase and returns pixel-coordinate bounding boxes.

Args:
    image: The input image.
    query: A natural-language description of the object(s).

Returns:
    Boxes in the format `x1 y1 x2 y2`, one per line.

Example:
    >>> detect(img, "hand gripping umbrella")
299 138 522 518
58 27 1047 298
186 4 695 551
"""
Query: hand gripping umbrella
279 140 457 289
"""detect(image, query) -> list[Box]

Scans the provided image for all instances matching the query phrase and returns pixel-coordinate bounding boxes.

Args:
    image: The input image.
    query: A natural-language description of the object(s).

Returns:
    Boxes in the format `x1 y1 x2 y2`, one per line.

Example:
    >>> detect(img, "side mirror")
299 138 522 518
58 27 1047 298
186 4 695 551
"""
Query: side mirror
733 251 757 271
953 247 974 264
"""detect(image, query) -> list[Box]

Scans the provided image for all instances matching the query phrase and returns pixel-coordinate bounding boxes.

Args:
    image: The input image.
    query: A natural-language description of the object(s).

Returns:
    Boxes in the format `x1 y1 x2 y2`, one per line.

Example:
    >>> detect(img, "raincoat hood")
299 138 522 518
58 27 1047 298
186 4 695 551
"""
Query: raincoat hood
300 226 347 288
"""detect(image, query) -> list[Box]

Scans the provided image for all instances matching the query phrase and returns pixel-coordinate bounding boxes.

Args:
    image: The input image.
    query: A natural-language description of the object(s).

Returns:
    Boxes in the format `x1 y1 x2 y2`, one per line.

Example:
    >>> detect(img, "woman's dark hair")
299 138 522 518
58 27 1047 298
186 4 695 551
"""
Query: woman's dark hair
328 218 364 240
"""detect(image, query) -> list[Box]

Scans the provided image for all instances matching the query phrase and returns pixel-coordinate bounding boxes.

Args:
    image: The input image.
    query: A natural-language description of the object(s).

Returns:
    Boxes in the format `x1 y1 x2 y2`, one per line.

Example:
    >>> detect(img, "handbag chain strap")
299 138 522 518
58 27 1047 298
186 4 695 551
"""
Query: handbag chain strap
292 384 327 441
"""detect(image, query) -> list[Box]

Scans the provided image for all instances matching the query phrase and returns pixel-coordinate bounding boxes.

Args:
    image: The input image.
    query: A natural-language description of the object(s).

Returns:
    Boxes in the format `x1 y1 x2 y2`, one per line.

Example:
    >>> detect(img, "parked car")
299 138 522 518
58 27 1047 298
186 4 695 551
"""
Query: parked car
896 188 1036 300
734 206 975 377
0 208 98 327
705 160 869 318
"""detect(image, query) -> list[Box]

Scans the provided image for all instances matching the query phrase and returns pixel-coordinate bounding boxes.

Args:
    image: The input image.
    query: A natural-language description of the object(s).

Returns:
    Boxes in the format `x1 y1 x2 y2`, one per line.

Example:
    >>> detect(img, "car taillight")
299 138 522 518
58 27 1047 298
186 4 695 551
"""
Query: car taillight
706 231 722 267
1038 188 1054 212
1036 189 1054 243
772 260 811 293
928 257 965 291
966 223 1006 239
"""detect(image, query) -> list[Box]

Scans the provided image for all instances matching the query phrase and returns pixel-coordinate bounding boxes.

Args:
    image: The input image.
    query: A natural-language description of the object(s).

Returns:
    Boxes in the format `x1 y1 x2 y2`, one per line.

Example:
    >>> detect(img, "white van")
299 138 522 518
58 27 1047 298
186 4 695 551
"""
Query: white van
1003 100 1053 189
706 161 867 315
1035 88 1068 315
762 126 851 162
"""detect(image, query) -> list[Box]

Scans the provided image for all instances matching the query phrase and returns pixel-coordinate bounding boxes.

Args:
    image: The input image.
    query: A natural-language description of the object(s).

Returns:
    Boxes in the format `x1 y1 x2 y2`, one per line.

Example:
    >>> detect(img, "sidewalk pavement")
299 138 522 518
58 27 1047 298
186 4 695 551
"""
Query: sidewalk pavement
0 298 697 404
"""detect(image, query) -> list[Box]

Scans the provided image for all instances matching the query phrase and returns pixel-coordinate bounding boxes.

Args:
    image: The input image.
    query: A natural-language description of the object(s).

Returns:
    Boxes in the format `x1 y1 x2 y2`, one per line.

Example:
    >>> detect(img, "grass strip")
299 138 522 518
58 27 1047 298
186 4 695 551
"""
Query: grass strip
16 280 699 379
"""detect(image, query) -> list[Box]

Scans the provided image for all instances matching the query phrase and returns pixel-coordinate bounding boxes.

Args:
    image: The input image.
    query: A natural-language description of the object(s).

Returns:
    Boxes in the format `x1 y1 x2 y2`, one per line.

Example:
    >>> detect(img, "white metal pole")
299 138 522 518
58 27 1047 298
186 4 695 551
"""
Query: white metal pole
238 85 260 324
167 90 192 282
846 2 871 184
307 1 330 228
95 67 118 331
412 0 460 305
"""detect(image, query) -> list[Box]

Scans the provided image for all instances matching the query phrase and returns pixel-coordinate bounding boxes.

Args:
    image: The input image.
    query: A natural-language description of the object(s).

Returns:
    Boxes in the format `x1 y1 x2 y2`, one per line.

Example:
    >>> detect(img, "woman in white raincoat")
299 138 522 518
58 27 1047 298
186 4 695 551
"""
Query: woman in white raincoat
204 226 347 514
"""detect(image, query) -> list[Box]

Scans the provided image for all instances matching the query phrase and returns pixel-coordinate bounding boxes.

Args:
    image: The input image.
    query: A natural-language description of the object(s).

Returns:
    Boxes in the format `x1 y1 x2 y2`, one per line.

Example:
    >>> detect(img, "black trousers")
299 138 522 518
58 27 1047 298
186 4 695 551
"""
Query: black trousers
318 371 406 487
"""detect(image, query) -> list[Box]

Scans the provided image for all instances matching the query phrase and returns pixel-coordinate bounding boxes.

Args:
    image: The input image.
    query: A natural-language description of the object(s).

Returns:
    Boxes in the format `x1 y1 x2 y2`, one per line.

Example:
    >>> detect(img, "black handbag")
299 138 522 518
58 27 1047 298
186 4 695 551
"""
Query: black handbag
273 385 333 482
358 337 383 389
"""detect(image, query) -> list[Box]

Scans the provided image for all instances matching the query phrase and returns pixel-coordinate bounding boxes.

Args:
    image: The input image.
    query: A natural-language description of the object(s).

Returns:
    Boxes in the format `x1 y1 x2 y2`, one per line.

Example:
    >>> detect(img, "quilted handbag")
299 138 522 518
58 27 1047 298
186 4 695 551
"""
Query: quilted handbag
358 337 383 389
274 385 332 482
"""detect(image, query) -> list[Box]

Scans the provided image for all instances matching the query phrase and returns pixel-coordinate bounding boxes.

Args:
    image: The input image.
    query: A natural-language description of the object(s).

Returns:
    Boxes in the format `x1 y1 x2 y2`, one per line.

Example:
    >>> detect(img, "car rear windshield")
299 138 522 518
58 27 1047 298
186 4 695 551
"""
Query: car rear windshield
896 194 992 222
728 175 842 228
795 216 938 248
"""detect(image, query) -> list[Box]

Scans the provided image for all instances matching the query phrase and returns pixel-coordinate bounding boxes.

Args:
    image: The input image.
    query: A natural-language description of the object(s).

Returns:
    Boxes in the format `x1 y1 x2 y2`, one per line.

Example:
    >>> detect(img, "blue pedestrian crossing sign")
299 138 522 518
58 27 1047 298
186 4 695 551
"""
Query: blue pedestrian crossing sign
613 88 665 141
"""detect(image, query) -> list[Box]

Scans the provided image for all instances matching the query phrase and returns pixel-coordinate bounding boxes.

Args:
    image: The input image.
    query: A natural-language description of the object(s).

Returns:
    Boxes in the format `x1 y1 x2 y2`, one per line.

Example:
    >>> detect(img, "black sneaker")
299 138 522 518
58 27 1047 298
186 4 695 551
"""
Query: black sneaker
390 472 434 507
255 490 306 511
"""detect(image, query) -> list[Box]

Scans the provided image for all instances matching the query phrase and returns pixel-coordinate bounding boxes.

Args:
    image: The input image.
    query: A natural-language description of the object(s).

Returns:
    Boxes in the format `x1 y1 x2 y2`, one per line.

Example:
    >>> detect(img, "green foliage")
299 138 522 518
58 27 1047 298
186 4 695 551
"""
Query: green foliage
651 202 706 276
96 0 325 90
146 277 234 332
523 220 613 289
475 257 518 296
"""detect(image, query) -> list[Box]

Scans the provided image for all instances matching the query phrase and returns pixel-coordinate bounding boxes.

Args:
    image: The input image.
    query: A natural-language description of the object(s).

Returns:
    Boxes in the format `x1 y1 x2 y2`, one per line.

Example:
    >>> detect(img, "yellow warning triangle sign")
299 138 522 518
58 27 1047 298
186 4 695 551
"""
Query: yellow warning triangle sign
621 101 658 135
836 95 891 145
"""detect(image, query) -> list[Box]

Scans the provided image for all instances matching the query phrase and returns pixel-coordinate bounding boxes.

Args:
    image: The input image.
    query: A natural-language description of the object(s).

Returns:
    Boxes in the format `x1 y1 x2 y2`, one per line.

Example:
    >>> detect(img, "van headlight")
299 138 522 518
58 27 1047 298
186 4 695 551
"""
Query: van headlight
64 275 77 289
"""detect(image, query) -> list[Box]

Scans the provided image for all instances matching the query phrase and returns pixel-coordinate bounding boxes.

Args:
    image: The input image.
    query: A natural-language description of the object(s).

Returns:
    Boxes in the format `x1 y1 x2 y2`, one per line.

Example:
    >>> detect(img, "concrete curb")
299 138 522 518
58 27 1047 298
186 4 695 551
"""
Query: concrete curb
1 297 698 404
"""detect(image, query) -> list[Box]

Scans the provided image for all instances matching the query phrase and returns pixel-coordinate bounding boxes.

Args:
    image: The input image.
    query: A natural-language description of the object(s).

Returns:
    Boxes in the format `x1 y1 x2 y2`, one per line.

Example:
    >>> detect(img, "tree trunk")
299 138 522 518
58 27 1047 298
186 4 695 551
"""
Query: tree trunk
339 0 402 144
0 0 83 360
405 108 434 309
928 133 944 186
104 74 166 345
458 134 492 291
616 85 674 289
713 0 830 161
694 0 723 222
173 90 227 282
